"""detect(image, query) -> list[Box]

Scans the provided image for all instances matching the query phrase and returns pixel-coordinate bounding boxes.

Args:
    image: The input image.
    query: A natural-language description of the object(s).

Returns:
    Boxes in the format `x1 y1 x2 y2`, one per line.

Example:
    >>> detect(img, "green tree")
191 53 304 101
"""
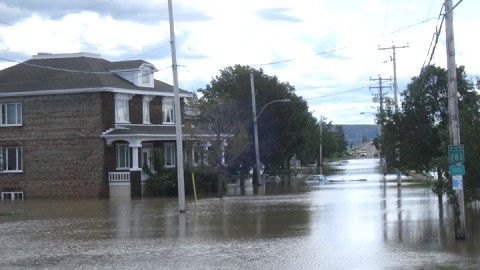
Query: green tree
382 65 479 201
198 65 323 175
143 149 177 196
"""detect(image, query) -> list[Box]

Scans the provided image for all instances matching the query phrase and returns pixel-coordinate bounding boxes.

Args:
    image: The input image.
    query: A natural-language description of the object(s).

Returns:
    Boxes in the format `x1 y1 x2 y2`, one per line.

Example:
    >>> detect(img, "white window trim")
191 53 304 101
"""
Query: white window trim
114 93 133 124
116 143 130 170
141 69 150 84
142 95 153 124
164 143 176 168
162 97 175 125
1 102 22 127
1 146 23 173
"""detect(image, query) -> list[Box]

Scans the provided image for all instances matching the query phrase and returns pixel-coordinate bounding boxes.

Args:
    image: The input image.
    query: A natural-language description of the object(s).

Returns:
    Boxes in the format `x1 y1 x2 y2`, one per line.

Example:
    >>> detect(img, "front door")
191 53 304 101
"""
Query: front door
141 143 154 181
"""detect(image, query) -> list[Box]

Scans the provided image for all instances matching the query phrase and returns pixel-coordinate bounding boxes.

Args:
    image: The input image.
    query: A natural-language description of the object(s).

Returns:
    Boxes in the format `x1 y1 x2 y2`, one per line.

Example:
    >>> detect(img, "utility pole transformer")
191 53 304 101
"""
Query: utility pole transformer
379 43 408 186
445 0 466 240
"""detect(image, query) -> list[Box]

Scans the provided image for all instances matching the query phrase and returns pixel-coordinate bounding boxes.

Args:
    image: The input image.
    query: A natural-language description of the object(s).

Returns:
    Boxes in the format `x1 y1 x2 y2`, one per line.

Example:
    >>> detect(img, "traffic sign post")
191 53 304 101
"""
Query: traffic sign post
448 144 466 191
449 165 465 176
452 175 463 190
448 145 464 164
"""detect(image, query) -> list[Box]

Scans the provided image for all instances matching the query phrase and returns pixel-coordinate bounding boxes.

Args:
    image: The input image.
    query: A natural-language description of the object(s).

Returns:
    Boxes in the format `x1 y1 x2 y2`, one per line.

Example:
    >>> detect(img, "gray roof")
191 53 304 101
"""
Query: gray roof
103 125 177 136
0 55 188 95
107 60 156 71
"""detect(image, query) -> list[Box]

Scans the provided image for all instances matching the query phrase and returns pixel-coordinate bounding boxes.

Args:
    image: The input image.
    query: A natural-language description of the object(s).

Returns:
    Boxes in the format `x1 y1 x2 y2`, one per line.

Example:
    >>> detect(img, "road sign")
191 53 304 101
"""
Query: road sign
452 175 463 190
449 164 465 176
448 145 464 164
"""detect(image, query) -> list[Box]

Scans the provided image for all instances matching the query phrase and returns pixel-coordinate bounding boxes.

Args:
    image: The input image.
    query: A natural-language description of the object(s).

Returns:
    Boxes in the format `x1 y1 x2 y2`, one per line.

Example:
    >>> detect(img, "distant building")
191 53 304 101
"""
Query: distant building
0 52 196 198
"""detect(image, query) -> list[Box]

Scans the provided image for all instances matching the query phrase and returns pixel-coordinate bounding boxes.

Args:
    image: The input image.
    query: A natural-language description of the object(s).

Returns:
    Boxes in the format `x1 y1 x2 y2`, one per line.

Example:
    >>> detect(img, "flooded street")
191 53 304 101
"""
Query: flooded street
1 158 480 269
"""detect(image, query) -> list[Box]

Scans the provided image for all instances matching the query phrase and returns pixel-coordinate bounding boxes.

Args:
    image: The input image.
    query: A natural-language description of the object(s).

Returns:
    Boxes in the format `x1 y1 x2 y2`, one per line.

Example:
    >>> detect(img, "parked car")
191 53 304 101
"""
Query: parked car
263 174 281 184
304 174 329 185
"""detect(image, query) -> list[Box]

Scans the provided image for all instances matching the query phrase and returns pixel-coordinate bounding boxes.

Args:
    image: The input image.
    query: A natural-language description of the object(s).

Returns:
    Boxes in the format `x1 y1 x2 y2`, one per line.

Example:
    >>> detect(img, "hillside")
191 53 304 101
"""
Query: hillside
339 124 379 145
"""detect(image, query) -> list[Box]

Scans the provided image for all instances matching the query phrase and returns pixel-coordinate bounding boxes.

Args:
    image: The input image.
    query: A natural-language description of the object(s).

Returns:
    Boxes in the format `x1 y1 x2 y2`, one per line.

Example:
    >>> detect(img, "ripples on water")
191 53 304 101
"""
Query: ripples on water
1 159 479 269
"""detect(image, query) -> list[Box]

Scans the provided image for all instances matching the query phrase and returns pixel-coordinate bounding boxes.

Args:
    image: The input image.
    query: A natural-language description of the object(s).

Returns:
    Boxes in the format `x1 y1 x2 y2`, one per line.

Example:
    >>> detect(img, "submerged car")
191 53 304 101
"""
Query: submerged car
304 174 329 185
264 174 281 183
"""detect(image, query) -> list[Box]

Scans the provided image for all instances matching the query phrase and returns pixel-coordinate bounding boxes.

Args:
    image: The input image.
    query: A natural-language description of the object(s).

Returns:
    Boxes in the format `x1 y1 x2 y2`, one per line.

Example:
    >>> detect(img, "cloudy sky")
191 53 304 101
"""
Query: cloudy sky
0 0 477 124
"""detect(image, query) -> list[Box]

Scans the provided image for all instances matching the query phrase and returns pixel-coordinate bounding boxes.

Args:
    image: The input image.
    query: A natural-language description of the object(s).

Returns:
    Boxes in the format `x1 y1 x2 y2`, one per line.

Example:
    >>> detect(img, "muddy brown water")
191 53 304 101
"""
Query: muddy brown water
1 158 479 269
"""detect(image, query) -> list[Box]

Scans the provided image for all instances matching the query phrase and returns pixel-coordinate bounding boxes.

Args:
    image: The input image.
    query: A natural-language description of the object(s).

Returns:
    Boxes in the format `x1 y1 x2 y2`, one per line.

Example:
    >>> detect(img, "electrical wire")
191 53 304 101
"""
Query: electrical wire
49 0 114 20
304 85 372 101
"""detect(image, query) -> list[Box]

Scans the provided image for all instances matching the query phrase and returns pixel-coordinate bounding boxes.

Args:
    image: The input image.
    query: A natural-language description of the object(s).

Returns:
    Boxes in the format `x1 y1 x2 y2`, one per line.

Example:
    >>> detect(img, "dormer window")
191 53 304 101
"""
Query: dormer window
115 93 133 124
142 69 150 84
108 61 157 88
162 97 175 124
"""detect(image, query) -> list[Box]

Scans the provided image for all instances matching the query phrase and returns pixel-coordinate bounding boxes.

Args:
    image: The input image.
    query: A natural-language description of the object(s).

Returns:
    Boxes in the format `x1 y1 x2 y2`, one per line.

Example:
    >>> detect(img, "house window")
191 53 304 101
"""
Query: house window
1 102 22 126
162 97 174 124
142 69 150 84
116 144 130 169
1 146 22 172
143 101 150 124
164 143 175 167
142 95 153 124
115 100 129 123
114 93 132 124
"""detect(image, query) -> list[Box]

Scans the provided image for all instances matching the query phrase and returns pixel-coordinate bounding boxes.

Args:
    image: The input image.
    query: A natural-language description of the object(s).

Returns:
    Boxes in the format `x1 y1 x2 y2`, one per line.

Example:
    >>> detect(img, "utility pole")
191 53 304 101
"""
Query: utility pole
370 76 391 176
445 0 466 240
319 115 323 175
250 72 261 186
379 43 408 186
378 43 408 110
168 0 185 213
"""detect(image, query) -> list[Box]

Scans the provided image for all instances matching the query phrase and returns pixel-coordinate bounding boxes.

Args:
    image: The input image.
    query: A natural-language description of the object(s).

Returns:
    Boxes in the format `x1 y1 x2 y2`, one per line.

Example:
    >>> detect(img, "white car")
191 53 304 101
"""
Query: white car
304 174 329 185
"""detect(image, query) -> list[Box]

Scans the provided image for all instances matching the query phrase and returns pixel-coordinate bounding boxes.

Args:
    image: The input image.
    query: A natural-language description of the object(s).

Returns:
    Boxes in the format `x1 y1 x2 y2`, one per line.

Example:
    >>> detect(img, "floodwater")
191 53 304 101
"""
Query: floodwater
1 159 480 270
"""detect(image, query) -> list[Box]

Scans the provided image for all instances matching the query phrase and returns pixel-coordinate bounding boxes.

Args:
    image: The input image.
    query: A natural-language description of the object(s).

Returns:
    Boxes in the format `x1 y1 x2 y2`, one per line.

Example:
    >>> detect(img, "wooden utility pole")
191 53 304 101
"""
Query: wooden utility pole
319 115 323 175
445 0 466 240
379 43 408 186
250 72 261 186
168 0 186 213
370 76 391 176
378 44 408 110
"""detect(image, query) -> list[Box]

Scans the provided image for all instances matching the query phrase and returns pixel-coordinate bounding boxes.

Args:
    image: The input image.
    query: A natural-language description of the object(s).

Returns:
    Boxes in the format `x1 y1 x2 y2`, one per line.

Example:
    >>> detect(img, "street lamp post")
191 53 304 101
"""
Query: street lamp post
250 72 290 185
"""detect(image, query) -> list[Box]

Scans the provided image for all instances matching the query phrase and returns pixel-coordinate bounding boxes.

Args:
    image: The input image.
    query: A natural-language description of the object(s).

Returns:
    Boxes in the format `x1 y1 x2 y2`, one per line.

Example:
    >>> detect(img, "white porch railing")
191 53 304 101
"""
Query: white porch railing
109 172 131 182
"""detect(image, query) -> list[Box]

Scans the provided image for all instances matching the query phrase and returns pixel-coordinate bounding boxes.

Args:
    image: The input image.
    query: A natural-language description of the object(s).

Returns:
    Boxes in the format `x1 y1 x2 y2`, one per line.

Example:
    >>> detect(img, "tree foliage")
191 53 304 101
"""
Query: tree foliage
381 65 480 201
197 65 346 175
192 97 250 196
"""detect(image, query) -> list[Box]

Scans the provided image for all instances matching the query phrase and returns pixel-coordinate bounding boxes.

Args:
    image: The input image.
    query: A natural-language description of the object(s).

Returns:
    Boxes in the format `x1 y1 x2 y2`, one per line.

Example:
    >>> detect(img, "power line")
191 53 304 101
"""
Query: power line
214 17 436 71
305 85 372 101
50 0 114 20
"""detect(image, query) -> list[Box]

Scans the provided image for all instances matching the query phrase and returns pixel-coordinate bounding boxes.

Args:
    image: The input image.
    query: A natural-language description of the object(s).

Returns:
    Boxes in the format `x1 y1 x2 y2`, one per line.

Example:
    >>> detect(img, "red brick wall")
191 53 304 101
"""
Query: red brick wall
0 93 108 198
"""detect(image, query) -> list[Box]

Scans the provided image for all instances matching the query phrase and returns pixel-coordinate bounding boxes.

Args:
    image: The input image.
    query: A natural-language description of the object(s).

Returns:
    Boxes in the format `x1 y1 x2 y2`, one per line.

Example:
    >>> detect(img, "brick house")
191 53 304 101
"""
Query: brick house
0 52 194 198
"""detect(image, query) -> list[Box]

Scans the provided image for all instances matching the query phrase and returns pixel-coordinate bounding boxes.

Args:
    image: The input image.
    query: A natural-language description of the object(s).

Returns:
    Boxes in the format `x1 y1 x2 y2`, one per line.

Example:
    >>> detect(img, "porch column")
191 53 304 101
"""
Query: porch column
129 140 142 171
129 139 142 198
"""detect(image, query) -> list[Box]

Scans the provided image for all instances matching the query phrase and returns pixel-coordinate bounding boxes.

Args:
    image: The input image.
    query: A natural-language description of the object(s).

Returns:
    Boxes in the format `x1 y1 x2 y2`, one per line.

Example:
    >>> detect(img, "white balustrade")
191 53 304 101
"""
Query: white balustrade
108 172 131 182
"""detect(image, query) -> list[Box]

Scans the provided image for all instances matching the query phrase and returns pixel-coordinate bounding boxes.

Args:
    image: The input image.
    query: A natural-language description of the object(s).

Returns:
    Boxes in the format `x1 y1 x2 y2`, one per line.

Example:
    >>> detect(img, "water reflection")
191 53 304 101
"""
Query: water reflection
1 158 479 269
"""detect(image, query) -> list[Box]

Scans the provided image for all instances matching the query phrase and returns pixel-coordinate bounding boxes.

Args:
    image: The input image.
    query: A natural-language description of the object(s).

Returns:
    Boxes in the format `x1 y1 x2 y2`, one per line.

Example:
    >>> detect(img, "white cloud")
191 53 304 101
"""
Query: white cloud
0 0 478 125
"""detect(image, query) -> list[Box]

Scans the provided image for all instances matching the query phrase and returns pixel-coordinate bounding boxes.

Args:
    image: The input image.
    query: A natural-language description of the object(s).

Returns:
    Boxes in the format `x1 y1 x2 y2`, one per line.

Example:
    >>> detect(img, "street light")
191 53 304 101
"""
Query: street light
250 72 290 185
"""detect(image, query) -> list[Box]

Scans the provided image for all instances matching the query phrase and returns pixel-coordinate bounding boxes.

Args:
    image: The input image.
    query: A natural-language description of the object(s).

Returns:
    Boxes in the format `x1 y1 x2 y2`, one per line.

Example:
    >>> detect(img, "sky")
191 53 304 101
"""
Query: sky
0 0 478 125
